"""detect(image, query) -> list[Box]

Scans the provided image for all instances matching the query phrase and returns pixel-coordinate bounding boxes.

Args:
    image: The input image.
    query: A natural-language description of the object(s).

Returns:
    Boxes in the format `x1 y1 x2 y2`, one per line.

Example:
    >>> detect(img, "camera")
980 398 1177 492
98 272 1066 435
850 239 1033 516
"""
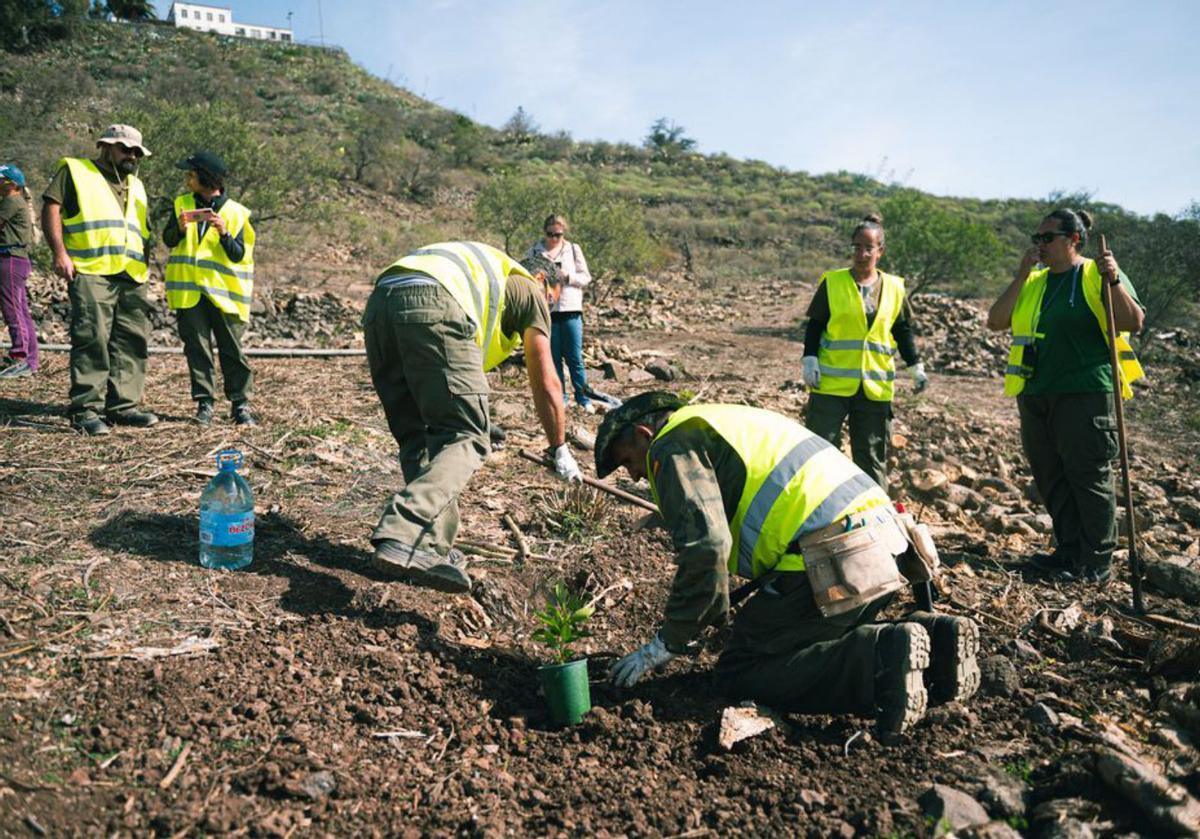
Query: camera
1019 343 1039 379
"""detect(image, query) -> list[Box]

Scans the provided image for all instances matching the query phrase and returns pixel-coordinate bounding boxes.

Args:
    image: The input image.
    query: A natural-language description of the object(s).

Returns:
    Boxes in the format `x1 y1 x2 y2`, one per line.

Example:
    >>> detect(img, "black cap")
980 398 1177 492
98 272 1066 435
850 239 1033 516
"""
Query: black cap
175 150 228 178
594 390 687 478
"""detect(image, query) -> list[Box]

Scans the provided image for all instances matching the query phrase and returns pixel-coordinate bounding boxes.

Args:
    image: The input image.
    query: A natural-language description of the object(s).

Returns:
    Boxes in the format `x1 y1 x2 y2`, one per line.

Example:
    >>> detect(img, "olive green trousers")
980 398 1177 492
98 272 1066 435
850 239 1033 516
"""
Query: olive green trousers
805 388 893 491
363 282 490 556
67 273 149 420
176 295 253 405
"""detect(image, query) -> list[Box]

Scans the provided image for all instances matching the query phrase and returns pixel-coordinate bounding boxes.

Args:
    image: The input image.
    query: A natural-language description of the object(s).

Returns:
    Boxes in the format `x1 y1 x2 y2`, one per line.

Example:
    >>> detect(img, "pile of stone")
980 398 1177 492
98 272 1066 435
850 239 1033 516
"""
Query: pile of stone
910 293 1009 379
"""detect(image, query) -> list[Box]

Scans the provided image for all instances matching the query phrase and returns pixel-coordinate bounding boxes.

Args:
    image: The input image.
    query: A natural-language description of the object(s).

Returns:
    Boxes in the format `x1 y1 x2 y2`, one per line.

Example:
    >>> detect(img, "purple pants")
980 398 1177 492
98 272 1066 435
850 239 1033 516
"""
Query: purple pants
0 254 38 370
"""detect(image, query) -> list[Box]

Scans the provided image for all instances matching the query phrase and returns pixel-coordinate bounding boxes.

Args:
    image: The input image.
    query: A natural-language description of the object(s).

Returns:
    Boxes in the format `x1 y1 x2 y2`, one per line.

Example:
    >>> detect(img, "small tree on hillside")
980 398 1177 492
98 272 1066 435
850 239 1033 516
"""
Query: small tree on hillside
644 117 696 160
502 106 539 141
878 189 1006 295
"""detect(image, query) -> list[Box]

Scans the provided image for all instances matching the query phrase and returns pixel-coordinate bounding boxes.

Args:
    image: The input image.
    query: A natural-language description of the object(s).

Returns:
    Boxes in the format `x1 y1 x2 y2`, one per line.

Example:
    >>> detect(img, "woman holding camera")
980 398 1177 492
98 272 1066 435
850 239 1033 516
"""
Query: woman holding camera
526 214 595 413
986 208 1144 582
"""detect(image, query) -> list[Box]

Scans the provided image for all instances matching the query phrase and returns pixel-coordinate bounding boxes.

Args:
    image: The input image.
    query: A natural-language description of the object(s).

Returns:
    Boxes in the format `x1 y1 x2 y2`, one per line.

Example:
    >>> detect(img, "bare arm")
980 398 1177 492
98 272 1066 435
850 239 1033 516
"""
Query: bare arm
1097 250 1144 333
523 327 567 448
40 200 74 281
987 246 1039 331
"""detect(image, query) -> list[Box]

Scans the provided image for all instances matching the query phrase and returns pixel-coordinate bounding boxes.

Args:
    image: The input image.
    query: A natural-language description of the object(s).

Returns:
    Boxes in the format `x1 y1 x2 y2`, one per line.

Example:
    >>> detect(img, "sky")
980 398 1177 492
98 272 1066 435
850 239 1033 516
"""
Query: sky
154 0 1200 216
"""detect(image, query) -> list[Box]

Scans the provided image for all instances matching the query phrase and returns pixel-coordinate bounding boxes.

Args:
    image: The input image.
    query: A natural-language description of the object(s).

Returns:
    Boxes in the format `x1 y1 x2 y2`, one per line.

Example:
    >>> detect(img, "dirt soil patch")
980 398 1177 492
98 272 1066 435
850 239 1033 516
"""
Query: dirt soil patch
2 272 1199 837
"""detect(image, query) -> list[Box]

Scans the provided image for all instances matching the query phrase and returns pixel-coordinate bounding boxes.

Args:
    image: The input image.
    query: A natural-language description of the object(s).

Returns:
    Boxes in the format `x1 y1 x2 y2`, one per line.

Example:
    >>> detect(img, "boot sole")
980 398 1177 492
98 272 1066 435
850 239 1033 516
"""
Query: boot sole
877 625 931 743
372 554 471 594
929 616 981 705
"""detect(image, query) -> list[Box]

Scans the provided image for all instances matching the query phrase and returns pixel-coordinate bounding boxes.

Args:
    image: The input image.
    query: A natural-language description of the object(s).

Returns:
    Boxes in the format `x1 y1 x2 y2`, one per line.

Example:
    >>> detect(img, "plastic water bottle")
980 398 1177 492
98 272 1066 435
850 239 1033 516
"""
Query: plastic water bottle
199 449 254 570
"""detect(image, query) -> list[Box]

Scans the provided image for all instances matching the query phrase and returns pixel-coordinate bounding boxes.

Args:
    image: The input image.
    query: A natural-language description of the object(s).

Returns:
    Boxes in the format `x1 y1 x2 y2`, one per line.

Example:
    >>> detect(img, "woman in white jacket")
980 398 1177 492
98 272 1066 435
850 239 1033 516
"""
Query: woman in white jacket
526 214 595 412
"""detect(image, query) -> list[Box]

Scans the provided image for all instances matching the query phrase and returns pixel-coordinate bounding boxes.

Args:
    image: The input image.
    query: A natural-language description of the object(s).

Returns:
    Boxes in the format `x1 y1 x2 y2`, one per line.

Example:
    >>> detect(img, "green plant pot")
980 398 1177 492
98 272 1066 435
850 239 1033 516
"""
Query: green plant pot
539 657 591 726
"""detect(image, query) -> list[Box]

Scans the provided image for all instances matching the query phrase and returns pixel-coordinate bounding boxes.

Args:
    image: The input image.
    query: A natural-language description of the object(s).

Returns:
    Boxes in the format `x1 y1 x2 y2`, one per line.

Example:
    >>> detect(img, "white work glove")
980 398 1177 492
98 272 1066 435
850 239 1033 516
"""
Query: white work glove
909 361 929 394
801 356 821 389
610 634 676 688
550 443 583 482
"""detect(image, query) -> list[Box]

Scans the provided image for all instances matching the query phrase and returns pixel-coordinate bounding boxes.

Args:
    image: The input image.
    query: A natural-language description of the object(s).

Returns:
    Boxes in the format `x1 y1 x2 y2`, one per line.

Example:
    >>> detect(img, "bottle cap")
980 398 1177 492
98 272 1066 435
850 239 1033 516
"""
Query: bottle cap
216 449 243 471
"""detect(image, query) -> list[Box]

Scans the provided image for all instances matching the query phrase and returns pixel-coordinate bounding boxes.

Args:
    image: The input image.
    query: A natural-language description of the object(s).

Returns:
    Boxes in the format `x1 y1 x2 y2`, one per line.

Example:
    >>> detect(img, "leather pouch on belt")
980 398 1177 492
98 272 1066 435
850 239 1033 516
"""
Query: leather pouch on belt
894 512 940 583
800 517 908 617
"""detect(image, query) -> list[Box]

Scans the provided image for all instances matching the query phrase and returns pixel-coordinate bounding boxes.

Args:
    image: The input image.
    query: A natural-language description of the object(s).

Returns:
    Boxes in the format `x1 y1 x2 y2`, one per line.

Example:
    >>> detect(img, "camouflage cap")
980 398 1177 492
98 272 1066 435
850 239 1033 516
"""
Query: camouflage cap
594 390 687 478
519 253 562 287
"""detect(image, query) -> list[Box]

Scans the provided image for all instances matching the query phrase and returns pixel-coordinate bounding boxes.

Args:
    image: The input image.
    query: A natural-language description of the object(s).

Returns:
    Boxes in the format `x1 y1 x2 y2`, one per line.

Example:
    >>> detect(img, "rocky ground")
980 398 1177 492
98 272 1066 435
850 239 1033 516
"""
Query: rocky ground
2 267 1200 837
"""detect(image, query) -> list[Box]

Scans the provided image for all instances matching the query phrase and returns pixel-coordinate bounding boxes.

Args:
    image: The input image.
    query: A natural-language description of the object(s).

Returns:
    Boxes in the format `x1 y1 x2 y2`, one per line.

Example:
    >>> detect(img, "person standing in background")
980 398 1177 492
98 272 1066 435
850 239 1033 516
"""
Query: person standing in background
801 214 926 490
162 151 257 427
526 214 596 413
0 164 38 379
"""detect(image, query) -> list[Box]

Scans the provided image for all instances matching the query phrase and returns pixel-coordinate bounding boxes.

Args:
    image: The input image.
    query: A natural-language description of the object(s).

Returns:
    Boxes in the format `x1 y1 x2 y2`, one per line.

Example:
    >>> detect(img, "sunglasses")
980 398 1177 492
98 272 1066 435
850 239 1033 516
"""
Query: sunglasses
544 231 563 239
114 144 144 158
1030 231 1069 245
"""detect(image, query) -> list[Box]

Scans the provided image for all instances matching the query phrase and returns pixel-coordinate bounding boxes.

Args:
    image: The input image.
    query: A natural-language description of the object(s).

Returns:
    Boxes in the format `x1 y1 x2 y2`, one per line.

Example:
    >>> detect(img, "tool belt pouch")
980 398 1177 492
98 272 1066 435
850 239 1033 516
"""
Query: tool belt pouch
801 518 908 617
894 513 940 583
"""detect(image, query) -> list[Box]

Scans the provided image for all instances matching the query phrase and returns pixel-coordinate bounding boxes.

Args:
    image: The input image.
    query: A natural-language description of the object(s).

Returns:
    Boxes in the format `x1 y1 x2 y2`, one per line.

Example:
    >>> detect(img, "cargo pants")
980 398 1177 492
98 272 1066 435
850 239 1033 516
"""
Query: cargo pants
1018 391 1118 574
67 273 150 420
177 294 253 405
805 387 892 491
714 573 893 714
364 281 490 556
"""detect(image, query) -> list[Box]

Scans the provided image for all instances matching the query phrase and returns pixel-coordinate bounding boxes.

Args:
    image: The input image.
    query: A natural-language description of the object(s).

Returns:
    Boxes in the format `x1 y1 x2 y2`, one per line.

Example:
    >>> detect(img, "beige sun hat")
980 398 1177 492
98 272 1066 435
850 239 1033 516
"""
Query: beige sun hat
96 124 152 157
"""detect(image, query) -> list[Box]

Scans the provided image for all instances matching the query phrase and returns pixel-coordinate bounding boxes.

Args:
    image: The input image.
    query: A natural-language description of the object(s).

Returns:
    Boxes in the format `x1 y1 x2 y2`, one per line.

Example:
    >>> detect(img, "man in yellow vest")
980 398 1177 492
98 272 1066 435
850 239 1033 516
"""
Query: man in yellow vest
595 391 979 742
801 214 926 490
162 151 257 426
364 244 582 593
41 124 155 436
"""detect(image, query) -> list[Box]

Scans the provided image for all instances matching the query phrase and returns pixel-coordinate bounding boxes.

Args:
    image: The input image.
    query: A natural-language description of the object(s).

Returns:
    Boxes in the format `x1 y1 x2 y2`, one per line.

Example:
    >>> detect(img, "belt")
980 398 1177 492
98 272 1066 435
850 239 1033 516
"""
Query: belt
787 505 897 554
377 272 437 289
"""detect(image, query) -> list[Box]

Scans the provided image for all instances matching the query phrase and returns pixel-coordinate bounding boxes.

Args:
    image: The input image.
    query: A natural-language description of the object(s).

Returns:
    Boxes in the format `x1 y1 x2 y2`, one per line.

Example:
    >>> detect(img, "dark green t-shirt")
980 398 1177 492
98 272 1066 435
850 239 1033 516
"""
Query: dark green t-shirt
1024 265 1141 395
500 275 551 340
0 192 32 257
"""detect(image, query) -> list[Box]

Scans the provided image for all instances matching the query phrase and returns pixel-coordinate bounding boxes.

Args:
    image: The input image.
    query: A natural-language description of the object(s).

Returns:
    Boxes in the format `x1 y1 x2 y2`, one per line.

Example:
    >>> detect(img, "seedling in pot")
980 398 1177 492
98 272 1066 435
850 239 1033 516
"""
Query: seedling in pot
532 582 594 664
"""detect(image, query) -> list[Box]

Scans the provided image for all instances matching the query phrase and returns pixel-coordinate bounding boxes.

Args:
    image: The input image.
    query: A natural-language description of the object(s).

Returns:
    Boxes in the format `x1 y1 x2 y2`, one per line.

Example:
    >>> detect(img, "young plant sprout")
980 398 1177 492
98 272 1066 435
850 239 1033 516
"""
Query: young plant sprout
532 582 594 664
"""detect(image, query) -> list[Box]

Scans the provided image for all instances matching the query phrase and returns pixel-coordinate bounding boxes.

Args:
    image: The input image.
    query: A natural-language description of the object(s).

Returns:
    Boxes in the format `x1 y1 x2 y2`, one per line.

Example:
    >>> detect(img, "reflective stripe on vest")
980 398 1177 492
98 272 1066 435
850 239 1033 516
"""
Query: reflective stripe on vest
1005 258 1145 400
59 158 149 282
164 194 256 321
814 268 906 401
382 241 533 371
647 404 890 580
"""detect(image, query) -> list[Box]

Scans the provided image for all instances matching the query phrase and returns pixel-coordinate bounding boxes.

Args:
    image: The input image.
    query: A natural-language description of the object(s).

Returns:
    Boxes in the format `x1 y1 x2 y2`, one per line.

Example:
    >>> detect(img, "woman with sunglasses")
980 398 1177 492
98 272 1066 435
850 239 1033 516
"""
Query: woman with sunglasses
525 214 595 413
986 208 1145 583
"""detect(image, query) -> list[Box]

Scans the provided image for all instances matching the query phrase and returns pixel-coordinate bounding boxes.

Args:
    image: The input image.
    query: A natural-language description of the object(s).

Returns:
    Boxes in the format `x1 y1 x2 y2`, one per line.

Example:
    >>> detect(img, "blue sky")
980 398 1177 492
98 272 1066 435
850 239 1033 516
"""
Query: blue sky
155 1 1199 216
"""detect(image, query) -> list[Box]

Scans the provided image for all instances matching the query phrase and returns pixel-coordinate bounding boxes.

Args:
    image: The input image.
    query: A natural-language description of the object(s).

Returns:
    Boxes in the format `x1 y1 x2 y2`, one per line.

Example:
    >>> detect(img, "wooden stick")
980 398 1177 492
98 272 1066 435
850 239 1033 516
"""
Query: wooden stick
501 514 529 563
1099 234 1144 614
159 742 192 790
517 449 658 512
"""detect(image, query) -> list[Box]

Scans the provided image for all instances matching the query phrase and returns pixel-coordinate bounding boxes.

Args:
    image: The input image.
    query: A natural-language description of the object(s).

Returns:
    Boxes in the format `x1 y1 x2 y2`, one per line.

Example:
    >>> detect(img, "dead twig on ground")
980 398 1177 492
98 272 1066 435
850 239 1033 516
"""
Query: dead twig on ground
501 514 529 563
159 742 192 789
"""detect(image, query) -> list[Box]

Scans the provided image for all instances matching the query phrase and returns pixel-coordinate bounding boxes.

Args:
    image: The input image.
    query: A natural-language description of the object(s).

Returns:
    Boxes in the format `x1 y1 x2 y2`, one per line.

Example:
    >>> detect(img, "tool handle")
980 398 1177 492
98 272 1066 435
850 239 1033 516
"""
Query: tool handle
517 449 659 513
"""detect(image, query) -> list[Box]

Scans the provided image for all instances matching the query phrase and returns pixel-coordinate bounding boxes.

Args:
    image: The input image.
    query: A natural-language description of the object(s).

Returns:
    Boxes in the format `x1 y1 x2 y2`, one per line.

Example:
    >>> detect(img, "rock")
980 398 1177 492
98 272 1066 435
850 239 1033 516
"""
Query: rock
1144 557 1200 606
1026 703 1060 727
980 655 1020 697
912 468 949 494
1173 498 1200 527
940 483 986 510
1094 745 1200 834
961 822 1024 839
643 358 678 382
978 769 1029 819
977 476 1018 495
1031 799 1100 838
628 368 656 384
1037 820 1095 839
283 769 336 801
718 702 788 750
799 788 827 811
599 359 628 381
1009 639 1043 662
919 784 990 834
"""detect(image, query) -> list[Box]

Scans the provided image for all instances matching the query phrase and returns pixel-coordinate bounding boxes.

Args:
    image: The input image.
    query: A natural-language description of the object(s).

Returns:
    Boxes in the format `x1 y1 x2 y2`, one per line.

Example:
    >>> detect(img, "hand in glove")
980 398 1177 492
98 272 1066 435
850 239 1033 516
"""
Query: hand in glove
610 634 676 688
909 361 929 394
550 443 583 482
801 356 821 389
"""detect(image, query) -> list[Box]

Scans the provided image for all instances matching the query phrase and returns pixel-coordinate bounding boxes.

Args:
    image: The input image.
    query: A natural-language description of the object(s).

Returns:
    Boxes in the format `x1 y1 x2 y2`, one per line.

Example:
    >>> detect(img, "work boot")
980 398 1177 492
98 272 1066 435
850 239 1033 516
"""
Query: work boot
106 409 159 428
905 612 981 705
1025 550 1074 574
489 423 506 452
232 402 257 427
194 400 214 426
874 623 931 744
0 359 32 378
372 539 472 594
71 414 111 436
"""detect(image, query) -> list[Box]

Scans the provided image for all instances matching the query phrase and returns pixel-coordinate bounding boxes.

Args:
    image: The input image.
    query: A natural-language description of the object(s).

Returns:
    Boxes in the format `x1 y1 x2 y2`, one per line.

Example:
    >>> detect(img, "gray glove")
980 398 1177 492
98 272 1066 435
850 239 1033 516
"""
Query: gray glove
551 443 582 482
610 634 676 688
909 361 928 394
801 356 821 388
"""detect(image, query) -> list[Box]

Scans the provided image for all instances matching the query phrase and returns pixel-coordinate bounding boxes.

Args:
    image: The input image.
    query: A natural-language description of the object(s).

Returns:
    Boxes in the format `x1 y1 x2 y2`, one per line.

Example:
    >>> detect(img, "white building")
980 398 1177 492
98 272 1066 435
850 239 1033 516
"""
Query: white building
167 2 293 43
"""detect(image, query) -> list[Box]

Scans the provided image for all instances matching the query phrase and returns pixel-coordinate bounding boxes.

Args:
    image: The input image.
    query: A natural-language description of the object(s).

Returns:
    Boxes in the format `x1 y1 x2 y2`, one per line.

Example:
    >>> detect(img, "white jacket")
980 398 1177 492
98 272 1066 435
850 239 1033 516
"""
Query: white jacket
526 238 592 313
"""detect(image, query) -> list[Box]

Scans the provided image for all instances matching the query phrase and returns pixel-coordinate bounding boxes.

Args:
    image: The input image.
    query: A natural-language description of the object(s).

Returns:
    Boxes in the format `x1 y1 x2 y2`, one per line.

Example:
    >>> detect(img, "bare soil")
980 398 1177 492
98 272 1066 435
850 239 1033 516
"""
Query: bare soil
2 273 1199 837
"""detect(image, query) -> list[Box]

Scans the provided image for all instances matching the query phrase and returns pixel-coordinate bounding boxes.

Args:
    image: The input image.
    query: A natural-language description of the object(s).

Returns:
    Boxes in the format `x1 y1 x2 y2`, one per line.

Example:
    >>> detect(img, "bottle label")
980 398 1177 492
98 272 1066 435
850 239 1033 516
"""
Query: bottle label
200 511 255 547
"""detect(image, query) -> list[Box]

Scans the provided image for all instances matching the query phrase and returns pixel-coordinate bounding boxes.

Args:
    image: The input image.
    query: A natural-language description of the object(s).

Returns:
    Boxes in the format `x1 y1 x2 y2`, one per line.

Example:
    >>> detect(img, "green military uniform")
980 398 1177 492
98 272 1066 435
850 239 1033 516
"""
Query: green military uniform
363 250 550 557
44 158 150 421
1012 263 1142 576
645 415 901 713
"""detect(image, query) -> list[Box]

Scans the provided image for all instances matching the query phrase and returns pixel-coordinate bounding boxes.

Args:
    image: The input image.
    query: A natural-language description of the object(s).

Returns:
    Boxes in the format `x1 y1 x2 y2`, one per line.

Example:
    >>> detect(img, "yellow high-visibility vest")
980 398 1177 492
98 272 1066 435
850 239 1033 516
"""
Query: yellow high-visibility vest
814 269 906 401
648 404 891 579
59 158 149 282
165 194 256 322
1005 258 1144 399
382 241 534 371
